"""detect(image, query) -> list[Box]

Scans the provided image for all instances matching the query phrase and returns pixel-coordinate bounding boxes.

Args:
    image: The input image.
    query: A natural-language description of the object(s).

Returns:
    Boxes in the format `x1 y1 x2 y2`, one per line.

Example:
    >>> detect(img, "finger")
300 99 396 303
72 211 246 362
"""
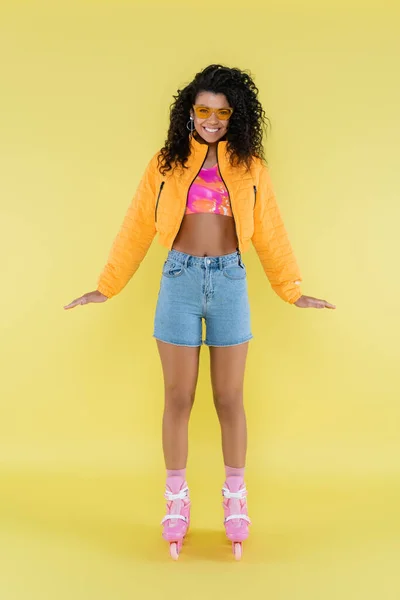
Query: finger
314 299 335 309
64 298 81 309
64 302 78 309
322 300 336 309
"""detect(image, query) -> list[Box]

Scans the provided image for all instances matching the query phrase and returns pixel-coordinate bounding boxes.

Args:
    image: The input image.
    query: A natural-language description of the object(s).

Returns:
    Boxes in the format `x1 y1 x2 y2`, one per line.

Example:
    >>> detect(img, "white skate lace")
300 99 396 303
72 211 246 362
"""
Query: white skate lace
222 486 251 524
161 486 190 525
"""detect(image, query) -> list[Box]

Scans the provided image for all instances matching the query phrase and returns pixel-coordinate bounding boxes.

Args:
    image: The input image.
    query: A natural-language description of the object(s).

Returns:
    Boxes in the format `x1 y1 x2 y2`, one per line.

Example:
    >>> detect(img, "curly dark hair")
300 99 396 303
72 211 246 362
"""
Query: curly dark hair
157 64 271 176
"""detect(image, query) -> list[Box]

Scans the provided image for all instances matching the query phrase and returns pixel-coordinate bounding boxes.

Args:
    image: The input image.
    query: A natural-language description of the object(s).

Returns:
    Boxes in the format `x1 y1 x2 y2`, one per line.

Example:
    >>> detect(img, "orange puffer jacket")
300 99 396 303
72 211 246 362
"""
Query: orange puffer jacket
97 135 303 304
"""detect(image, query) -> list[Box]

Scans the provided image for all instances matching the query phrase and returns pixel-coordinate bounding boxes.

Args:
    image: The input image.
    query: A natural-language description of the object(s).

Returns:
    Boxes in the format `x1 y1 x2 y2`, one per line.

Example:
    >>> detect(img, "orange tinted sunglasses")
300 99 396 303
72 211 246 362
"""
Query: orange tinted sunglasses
193 105 234 120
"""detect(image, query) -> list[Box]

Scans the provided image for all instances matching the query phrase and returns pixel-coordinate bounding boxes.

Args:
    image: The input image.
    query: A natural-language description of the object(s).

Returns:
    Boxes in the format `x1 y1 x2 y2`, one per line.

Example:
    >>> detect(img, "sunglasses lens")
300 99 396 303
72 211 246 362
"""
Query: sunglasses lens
217 109 232 120
194 106 232 120
195 107 211 118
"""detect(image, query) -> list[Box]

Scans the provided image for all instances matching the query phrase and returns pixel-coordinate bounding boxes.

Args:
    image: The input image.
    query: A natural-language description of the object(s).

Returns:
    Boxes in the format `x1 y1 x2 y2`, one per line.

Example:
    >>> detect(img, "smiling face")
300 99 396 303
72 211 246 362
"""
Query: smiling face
189 91 232 143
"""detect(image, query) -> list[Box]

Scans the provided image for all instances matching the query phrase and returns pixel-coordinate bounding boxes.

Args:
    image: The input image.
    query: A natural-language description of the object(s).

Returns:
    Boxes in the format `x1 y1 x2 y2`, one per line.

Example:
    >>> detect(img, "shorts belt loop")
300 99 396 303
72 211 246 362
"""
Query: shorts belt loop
184 254 190 268
236 246 243 267
218 256 223 270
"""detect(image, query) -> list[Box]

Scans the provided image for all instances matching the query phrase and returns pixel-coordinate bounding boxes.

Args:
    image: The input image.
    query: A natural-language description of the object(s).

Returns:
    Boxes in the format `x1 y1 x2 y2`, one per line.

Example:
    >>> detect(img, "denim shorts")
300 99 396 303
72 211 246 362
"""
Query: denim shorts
153 248 253 347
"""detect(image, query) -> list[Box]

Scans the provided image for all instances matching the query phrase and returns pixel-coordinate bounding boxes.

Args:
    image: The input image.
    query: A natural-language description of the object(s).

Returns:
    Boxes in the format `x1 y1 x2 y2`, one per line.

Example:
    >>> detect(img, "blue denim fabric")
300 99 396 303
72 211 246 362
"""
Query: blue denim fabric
153 249 253 347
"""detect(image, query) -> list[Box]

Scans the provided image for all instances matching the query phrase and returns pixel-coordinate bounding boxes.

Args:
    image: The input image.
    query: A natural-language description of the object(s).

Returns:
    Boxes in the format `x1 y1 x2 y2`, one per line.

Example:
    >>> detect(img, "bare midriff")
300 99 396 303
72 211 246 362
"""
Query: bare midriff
172 213 239 257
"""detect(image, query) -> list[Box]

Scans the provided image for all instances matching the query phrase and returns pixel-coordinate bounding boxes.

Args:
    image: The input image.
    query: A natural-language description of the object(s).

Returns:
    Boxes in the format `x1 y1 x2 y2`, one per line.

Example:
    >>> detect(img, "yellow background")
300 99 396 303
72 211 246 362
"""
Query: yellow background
1 0 399 597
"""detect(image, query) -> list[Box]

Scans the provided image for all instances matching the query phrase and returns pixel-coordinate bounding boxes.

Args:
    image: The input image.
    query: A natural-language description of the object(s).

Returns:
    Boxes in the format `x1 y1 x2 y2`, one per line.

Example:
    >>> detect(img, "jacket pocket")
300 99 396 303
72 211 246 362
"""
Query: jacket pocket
155 181 165 223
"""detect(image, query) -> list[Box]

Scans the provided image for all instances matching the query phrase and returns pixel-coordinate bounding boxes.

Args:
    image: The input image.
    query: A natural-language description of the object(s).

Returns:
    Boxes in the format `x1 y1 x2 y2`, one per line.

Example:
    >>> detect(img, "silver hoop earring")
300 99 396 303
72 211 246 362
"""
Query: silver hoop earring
186 117 194 134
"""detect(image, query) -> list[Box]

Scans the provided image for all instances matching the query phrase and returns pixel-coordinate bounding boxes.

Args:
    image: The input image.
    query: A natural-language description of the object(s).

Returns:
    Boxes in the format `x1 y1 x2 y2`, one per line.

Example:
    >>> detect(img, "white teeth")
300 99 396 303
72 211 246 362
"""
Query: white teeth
204 127 218 132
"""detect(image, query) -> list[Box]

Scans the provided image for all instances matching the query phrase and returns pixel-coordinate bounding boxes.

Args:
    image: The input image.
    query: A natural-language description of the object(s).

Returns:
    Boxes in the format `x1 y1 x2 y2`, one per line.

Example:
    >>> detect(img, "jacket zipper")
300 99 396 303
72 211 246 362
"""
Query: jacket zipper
155 181 165 223
253 185 257 209
170 151 208 246
216 142 238 237
186 152 207 209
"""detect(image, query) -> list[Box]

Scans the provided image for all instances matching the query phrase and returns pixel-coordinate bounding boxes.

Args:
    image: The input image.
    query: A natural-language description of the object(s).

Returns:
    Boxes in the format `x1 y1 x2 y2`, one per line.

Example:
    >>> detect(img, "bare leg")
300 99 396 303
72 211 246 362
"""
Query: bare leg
156 340 201 469
209 342 249 468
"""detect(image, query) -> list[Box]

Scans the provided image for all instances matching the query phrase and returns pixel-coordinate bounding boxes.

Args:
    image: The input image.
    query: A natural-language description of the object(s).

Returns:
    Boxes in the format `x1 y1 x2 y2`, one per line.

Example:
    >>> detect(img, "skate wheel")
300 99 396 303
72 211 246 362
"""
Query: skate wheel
170 542 179 560
233 542 242 560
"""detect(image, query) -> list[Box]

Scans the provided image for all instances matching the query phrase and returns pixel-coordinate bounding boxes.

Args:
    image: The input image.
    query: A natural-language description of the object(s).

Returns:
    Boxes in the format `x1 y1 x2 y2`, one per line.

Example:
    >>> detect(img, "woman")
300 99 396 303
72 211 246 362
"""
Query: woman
64 64 336 560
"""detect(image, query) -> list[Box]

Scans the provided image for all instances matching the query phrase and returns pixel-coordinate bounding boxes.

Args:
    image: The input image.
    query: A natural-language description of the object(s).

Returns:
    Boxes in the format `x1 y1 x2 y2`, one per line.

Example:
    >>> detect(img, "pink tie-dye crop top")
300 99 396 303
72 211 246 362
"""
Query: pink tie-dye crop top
185 163 232 216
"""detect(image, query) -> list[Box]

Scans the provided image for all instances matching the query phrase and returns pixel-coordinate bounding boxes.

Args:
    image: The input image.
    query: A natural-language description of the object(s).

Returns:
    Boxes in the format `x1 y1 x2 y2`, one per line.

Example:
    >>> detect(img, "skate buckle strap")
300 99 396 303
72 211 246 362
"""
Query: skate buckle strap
224 514 251 524
222 486 247 500
161 514 188 525
164 486 189 501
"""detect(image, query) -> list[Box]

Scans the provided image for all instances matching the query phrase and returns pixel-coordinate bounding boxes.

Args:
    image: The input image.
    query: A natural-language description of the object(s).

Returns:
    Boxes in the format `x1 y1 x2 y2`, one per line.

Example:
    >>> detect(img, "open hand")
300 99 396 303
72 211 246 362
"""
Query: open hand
294 295 336 309
64 290 108 310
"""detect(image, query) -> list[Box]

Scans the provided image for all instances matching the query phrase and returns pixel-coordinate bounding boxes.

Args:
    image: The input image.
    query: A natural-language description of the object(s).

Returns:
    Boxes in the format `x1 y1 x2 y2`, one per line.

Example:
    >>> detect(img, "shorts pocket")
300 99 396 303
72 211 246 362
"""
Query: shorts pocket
222 262 247 280
162 259 185 278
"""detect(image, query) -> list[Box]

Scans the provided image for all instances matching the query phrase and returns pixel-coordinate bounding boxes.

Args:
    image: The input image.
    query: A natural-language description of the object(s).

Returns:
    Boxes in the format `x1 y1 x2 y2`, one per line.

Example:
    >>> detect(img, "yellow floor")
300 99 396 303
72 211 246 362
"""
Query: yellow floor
1 470 398 600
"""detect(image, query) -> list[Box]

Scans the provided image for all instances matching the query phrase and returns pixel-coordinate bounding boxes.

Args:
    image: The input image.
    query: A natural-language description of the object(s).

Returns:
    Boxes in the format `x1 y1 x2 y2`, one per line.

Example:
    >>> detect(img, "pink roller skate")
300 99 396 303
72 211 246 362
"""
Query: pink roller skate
222 476 251 560
161 476 191 560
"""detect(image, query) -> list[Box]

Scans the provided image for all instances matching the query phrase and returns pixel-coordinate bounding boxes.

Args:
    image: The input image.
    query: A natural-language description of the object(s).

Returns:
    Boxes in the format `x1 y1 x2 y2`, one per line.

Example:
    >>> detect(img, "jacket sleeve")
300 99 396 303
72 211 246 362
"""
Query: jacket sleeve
96 153 158 299
251 161 303 304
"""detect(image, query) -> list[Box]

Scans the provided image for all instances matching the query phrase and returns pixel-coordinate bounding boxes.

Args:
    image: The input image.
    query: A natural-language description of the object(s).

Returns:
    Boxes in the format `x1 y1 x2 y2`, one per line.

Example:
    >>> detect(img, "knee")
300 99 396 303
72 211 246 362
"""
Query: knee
213 389 243 416
164 385 195 417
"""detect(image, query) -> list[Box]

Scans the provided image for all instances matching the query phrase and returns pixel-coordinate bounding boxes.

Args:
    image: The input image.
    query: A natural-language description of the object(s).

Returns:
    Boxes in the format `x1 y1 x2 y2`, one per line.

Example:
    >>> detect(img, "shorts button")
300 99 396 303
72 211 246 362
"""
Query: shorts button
207 259 211 264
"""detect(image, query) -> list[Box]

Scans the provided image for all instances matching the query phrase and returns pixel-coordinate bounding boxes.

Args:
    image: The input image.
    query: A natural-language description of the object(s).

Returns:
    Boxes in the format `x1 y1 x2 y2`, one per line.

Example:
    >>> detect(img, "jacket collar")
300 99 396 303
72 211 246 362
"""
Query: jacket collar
188 133 231 181
189 132 228 158
168 134 232 185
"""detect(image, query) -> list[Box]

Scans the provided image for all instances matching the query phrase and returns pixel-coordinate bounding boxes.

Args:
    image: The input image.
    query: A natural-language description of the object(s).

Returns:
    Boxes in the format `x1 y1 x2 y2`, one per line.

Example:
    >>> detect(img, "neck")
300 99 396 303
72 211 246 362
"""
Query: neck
192 131 221 149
